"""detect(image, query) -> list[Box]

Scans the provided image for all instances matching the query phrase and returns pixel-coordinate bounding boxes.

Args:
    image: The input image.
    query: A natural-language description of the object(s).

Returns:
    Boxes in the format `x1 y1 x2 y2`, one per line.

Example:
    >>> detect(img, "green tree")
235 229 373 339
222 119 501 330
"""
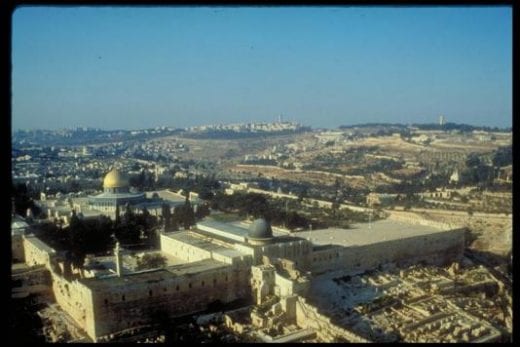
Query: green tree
170 206 181 231
114 204 141 245
244 193 269 219
12 183 41 217
161 203 172 229
198 188 214 201
492 145 512 167
195 203 210 220
181 196 196 229
297 187 308 203
136 253 167 270
137 207 159 245
68 211 87 269
78 216 114 254
465 154 481 168
115 204 121 225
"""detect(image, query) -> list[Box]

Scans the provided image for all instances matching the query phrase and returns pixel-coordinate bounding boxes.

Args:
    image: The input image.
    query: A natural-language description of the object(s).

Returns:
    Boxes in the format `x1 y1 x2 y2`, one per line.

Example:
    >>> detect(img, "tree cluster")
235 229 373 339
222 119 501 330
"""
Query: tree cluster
37 206 161 270
209 191 311 231
492 145 512 168
161 197 202 231
12 183 41 217
136 253 167 270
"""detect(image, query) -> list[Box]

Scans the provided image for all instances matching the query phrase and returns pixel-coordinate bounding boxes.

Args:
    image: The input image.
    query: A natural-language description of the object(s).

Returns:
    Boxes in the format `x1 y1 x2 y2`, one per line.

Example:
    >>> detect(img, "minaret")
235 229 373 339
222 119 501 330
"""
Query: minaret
115 242 123 277
154 166 159 182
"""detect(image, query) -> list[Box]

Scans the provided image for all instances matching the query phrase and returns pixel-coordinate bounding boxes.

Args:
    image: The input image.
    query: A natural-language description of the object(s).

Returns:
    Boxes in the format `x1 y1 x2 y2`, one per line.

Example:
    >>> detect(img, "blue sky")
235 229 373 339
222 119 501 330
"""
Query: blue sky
12 6 512 130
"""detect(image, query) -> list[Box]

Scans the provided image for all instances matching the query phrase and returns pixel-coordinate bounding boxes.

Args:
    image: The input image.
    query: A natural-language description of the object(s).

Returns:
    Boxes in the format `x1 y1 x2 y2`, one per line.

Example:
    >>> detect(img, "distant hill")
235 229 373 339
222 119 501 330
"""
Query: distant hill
12 127 184 146
180 127 311 139
338 122 511 133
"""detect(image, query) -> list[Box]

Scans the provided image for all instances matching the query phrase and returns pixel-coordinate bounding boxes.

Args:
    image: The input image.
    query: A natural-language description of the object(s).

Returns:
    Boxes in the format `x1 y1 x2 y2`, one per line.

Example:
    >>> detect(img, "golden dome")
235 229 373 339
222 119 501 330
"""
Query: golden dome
103 168 129 189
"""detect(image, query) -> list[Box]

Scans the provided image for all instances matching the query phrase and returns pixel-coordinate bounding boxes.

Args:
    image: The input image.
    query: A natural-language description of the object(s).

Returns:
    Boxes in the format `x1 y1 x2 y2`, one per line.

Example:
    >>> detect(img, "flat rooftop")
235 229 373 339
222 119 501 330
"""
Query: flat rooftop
230 220 289 237
294 219 447 248
89 192 145 199
146 189 200 203
197 219 250 241
162 231 246 258
80 258 229 290
25 234 56 254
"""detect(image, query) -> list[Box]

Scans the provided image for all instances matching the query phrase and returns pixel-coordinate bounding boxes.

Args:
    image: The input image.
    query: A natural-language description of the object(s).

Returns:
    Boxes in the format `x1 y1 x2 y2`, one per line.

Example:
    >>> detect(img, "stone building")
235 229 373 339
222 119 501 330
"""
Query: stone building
11 215 30 262
18 215 465 342
87 168 147 214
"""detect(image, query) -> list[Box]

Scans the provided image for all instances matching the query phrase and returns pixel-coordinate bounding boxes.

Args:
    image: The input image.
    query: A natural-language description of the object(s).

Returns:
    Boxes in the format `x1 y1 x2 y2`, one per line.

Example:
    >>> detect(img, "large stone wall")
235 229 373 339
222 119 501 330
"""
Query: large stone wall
160 233 212 262
311 228 465 275
160 232 254 267
256 240 313 269
295 297 369 342
89 263 251 340
309 246 344 274
23 235 56 269
52 272 96 338
12 234 25 262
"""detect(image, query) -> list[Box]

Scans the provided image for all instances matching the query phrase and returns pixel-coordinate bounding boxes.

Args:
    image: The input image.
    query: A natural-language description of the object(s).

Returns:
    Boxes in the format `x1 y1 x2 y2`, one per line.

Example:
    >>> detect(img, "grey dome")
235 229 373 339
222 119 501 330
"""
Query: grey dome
248 218 273 240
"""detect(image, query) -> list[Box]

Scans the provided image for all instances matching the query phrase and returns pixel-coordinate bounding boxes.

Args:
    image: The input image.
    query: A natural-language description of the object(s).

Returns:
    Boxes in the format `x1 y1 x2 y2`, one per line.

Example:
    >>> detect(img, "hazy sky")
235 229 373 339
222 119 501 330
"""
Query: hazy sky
12 6 512 130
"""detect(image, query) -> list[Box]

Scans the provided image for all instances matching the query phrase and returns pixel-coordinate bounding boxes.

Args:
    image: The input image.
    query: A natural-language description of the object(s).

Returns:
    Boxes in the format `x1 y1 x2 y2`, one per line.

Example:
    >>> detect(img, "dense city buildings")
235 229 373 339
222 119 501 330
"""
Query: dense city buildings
11 141 512 342
10 4 512 343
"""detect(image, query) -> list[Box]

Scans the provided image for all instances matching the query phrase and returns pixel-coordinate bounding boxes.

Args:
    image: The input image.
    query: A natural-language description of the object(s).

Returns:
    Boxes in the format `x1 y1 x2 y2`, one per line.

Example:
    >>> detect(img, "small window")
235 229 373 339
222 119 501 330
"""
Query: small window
104 299 108 306
176 285 179 291
201 281 205 287
189 283 192 288
163 287 167 292
149 290 152 297
225 275 228 282
122 295 126 301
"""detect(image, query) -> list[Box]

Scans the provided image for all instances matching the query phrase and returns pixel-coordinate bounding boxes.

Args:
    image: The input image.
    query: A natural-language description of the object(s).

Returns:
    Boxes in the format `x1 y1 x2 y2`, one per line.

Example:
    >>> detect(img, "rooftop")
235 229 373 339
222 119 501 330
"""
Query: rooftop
197 219 250 242
146 189 200 203
89 191 146 199
80 258 229 289
25 234 56 254
294 219 449 248
163 230 246 259
232 220 290 237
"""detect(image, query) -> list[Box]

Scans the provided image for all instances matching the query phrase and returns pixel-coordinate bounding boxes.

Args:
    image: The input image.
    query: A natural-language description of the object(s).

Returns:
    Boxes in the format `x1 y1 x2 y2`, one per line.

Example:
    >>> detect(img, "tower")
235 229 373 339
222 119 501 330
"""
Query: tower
114 242 123 277
439 115 446 126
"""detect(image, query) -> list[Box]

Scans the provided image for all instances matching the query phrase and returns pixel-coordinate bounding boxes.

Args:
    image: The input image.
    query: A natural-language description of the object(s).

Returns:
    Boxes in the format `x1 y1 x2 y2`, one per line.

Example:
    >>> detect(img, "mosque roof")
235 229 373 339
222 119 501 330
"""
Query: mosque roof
103 168 129 189
90 192 146 200
248 218 274 240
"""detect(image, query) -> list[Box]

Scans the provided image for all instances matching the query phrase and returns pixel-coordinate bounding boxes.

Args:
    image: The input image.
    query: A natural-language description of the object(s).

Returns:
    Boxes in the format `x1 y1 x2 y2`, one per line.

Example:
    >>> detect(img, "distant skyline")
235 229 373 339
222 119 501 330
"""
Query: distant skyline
12 6 512 131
